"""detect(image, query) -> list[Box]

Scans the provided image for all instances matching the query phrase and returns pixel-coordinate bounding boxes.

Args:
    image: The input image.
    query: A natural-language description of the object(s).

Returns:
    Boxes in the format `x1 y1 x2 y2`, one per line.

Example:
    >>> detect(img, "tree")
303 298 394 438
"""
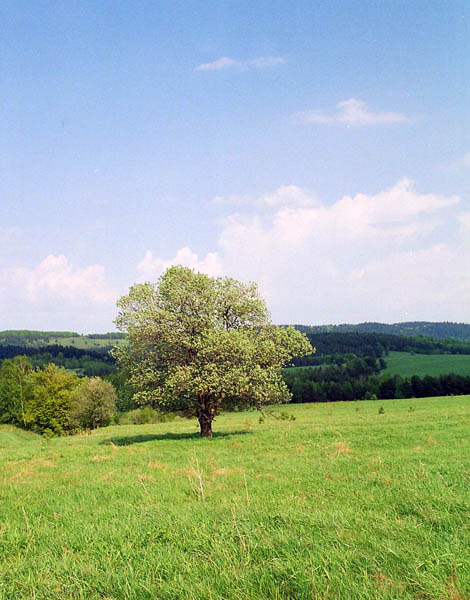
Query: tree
114 266 313 437
0 355 33 426
69 377 117 429
25 364 79 436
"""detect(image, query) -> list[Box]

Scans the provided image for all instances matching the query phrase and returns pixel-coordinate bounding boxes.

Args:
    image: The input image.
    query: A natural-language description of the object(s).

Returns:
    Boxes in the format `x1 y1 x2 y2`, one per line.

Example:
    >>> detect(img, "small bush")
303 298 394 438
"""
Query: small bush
378 406 385 415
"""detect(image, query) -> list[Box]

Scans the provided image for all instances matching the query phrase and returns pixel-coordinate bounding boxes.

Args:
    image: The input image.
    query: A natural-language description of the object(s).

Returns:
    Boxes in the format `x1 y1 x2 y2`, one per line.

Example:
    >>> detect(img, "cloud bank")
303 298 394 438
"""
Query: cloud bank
4 255 116 305
0 255 117 331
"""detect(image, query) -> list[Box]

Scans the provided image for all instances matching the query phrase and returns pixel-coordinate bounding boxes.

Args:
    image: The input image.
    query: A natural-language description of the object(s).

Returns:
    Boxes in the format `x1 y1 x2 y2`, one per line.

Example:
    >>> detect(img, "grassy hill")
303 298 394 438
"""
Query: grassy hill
1 397 469 599
0 330 127 350
384 351 470 378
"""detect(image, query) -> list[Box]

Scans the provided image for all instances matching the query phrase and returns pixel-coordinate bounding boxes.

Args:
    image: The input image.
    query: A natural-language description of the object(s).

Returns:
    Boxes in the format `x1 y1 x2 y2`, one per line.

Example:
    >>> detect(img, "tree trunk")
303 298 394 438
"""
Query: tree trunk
198 412 213 438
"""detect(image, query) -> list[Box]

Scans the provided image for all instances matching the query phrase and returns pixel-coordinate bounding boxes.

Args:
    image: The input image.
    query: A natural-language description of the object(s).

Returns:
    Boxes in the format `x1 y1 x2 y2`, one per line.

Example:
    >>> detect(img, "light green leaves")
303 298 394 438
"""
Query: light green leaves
115 266 313 433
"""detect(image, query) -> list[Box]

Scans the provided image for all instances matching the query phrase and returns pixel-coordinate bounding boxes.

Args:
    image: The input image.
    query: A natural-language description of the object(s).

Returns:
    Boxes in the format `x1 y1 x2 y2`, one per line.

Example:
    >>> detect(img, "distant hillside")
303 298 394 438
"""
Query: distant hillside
0 330 126 350
292 321 470 342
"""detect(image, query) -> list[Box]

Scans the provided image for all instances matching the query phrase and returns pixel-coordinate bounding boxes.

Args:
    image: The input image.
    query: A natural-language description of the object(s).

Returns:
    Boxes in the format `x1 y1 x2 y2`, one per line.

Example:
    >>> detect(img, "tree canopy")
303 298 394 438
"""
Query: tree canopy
114 266 313 436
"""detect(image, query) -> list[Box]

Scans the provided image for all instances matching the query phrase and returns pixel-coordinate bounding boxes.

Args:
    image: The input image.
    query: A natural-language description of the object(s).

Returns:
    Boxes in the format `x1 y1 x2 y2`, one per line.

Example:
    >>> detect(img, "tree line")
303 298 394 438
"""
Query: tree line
284 358 470 403
0 344 116 377
293 321 470 342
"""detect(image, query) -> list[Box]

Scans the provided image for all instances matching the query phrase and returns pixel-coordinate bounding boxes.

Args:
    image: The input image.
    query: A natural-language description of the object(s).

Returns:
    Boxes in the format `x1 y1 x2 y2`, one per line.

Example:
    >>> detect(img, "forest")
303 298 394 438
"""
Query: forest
293 320 470 341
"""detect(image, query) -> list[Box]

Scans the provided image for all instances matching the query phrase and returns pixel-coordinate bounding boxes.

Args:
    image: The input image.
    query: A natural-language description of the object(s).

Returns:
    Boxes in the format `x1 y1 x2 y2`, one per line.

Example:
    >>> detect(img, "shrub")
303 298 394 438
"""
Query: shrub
25 364 79 436
69 377 117 430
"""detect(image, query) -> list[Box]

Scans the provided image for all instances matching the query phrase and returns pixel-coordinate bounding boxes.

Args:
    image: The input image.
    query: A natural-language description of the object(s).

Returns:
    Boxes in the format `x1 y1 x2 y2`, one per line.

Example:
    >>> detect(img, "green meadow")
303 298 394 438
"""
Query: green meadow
1 397 469 600
49 337 126 350
384 351 470 378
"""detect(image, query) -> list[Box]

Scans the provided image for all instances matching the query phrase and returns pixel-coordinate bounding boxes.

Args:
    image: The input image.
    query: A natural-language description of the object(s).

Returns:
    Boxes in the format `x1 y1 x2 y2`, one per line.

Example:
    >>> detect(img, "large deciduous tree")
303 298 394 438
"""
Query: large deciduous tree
114 266 313 437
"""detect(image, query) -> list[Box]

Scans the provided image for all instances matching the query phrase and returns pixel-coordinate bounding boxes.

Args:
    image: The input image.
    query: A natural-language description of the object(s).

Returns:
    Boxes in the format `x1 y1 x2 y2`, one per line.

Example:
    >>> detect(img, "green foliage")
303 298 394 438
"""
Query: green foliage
24 364 79 435
69 377 117 430
115 266 313 436
0 354 122 435
0 355 33 426
105 369 136 412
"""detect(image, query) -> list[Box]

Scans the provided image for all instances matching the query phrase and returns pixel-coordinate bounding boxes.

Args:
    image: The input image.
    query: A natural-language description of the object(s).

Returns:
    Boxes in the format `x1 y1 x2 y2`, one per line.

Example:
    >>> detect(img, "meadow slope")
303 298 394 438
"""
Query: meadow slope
1 397 469 599
384 351 470 378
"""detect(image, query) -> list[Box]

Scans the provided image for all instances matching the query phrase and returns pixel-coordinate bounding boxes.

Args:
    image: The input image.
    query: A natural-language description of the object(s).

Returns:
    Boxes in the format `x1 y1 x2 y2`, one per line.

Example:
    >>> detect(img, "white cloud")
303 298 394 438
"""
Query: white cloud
137 246 223 280
291 98 410 127
4 255 116 305
195 56 286 72
214 180 465 323
329 178 459 236
258 185 319 208
195 57 239 72
135 181 466 324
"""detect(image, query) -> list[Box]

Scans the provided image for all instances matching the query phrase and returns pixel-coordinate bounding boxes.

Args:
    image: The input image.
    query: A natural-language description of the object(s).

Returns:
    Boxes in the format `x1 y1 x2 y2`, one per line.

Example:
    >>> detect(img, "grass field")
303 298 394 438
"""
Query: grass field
49 337 127 350
384 351 470 378
1 397 469 599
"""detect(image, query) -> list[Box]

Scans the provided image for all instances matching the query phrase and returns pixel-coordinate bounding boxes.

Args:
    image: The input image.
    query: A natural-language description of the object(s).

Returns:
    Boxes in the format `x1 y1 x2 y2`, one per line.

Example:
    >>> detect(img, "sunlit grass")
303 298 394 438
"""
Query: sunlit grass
384 351 470 377
1 396 469 599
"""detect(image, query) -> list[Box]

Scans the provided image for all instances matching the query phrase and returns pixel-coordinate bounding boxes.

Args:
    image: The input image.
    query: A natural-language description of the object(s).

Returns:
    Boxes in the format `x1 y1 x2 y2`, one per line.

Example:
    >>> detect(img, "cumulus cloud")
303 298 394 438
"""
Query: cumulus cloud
291 98 410 127
4 255 116 305
195 56 286 72
137 246 223 280
135 180 467 323
138 181 465 323
214 180 466 323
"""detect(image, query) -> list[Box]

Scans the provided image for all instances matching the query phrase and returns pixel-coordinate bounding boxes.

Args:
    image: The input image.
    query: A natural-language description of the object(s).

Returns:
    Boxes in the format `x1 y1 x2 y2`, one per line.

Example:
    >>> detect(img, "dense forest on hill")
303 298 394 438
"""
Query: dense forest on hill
292 321 470 342
0 344 116 377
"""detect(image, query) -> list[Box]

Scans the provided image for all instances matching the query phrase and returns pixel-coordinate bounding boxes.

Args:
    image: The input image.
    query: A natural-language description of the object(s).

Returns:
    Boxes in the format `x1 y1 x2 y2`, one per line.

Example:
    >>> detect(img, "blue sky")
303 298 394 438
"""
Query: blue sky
1 0 469 331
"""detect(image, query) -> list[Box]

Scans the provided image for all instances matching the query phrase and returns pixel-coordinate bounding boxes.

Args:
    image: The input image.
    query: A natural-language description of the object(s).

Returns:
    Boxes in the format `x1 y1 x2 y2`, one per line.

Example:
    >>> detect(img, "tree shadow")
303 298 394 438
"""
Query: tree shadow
100 430 251 446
